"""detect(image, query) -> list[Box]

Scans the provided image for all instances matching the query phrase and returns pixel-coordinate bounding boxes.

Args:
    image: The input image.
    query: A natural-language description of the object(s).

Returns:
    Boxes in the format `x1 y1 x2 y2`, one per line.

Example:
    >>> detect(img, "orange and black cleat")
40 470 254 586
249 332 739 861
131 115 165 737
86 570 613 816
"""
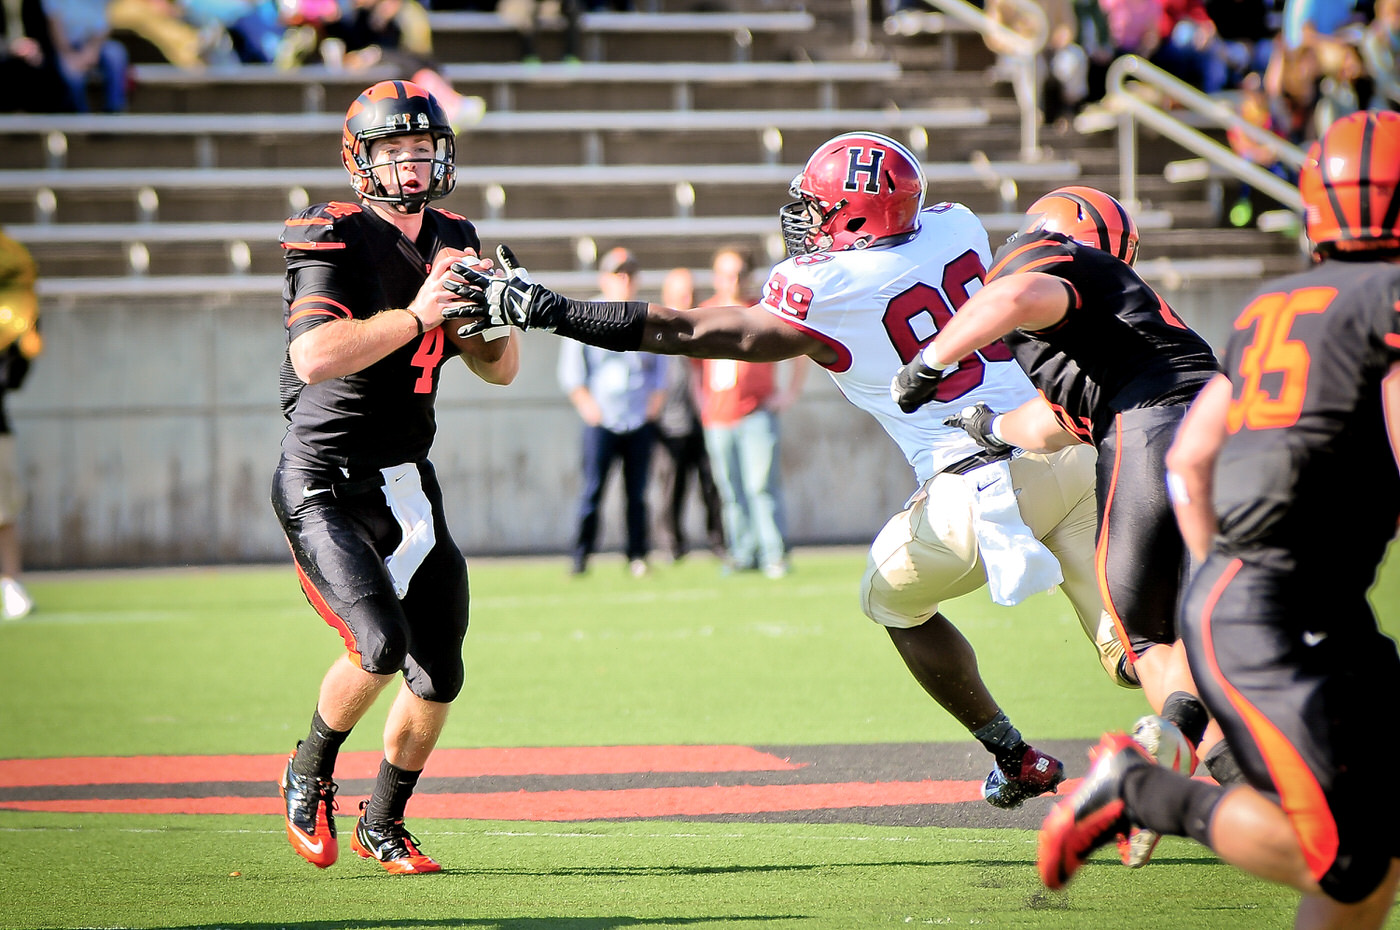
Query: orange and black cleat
351 801 441 874
279 744 339 868
1037 732 1151 890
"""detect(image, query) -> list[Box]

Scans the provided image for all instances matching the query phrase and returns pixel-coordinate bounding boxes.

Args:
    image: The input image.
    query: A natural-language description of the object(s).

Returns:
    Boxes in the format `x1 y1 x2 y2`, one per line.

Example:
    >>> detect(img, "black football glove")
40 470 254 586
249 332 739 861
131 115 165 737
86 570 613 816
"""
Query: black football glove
943 402 1012 453
890 355 945 414
443 245 559 337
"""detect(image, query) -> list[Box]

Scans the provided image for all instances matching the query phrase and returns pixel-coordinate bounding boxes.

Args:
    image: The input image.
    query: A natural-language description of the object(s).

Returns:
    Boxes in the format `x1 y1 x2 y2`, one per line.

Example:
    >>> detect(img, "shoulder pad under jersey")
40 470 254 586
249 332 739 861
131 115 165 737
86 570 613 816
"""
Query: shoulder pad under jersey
988 230 1076 281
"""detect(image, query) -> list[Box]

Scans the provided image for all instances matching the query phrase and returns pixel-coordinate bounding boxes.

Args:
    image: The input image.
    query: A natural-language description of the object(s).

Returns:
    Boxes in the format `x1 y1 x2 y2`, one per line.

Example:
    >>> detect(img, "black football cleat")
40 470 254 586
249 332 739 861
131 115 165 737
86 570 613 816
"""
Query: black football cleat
351 801 441 874
279 743 339 868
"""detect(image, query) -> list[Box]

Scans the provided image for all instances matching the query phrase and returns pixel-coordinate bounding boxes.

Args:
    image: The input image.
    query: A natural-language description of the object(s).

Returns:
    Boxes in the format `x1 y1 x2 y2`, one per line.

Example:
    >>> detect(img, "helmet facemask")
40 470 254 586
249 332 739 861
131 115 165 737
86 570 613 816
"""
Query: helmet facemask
780 185 850 257
348 131 455 215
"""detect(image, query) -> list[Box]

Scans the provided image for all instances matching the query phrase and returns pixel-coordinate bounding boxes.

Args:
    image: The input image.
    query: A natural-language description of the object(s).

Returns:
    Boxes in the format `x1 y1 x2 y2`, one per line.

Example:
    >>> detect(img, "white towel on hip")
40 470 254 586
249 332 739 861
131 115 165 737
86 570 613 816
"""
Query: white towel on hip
965 460 1062 606
380 463 436 600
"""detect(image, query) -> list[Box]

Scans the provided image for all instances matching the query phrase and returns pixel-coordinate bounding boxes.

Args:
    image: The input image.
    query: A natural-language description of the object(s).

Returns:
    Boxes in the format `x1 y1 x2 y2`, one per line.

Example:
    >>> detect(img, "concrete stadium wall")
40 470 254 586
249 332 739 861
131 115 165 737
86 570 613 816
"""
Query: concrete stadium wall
16 279 1262 569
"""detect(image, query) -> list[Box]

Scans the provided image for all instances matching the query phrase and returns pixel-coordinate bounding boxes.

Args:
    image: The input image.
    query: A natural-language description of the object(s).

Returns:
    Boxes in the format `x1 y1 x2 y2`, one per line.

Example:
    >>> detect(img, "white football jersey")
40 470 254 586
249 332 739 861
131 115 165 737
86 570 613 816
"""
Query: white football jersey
759 202 1038 486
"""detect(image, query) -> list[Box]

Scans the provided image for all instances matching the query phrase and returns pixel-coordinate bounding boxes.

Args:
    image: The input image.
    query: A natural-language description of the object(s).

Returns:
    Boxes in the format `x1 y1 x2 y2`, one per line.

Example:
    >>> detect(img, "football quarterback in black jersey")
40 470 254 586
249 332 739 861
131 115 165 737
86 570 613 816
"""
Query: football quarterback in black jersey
892 185 1234 868
272 80 518 875
1041 109 1400 930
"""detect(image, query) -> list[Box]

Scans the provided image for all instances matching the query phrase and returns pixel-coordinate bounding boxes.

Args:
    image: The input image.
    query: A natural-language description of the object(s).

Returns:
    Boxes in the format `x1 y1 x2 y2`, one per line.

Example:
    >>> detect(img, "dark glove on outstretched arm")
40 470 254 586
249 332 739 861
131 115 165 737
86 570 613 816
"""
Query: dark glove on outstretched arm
444 245 648 352
943 402 1013 453
443 245 554 332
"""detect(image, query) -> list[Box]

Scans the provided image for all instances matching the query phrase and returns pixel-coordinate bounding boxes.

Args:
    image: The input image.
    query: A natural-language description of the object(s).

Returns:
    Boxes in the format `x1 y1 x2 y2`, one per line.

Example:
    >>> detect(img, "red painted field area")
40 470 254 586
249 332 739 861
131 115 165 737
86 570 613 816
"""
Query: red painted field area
0 743 1081 826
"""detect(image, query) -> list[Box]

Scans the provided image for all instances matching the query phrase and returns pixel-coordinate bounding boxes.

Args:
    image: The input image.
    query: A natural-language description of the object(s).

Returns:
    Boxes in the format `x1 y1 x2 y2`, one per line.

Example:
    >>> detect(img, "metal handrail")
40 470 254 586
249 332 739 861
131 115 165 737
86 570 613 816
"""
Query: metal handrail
1102 55 1304 212
863 0 1047 162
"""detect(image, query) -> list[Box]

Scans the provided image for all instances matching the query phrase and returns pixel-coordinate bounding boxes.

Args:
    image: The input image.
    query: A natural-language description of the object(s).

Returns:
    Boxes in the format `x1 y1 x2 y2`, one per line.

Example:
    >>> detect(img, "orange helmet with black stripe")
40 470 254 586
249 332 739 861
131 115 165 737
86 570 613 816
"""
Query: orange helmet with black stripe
341 80 456 214
1020 186 1140 266
1299 110 1400 256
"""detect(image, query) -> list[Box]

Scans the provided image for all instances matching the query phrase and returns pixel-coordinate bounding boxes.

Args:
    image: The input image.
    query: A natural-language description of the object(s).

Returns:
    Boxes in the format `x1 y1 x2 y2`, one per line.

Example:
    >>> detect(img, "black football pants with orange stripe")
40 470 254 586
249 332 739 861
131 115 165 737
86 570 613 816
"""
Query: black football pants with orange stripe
1093 406 1192 664
1181 552 1400 903
272 460 469 703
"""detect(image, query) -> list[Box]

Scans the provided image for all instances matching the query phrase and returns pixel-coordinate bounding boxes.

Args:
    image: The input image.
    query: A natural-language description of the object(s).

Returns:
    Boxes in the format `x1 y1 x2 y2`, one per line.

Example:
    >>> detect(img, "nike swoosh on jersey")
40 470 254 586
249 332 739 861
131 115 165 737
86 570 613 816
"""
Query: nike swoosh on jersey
303 487 332 499
1302 631 1328 647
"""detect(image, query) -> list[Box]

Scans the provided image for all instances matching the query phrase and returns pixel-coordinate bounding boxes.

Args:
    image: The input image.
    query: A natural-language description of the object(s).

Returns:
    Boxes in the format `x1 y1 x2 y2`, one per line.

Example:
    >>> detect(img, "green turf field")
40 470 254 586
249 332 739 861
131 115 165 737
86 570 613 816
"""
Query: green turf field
2 547 1397 929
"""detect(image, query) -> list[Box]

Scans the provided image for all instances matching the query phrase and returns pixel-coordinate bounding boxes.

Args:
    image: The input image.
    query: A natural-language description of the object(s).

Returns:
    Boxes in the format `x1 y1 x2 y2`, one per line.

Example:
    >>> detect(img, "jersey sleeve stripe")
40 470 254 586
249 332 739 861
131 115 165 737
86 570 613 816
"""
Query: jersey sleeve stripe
281 241 347 251
773 316 852 372
285 217 333 227
287 307 343 328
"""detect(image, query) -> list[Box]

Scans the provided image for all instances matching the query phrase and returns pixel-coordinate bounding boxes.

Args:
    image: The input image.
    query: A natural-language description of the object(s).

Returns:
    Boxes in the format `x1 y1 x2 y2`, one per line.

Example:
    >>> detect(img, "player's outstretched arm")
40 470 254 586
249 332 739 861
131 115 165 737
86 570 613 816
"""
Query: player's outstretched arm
1384 362 1400 476
1165 373 1232 562
445 246 822 363
997 396 1078 453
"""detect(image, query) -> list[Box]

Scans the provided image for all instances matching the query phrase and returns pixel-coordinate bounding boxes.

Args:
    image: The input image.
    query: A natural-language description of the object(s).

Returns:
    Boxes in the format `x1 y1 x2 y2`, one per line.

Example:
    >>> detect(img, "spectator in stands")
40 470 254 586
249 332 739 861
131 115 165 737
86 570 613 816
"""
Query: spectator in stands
1034 0 1114 125
0 228 43 621
1152 0 1253 93
1203 0 1276 90
1361 0 1400 109
106 0 203 68
309 0 486 129
498 0 581 65
696 245 806 579
558 247 667 577
272 0 339 67
1225 70 1294 225
43 0 128 112
650 269 726 565
1100 0 1165 60
181 0 287 64
1281 0 1365 50
1 0 67 110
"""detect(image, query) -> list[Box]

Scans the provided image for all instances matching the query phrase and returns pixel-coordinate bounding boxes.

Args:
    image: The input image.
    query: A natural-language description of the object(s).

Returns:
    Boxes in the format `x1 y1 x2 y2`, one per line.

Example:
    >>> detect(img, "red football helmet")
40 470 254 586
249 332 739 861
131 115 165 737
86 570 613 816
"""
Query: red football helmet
780 131 926 256
1019 186 1140 265
341 80 456 213
1299 110 1400 255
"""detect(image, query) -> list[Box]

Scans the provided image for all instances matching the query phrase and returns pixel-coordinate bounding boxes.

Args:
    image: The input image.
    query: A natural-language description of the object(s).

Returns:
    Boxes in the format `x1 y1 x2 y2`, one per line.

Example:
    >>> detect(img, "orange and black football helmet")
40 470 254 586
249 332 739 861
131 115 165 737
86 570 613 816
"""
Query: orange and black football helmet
781 131 926 256
1019 186 1140 266
1299 110 1400 257
341 80 456 214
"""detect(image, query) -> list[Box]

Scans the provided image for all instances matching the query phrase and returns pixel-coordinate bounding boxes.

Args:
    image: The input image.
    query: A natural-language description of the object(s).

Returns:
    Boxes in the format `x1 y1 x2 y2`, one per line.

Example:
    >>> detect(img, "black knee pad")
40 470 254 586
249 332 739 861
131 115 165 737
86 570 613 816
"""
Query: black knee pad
1319 851 1393 904
345 595 409 676
405 658 463 704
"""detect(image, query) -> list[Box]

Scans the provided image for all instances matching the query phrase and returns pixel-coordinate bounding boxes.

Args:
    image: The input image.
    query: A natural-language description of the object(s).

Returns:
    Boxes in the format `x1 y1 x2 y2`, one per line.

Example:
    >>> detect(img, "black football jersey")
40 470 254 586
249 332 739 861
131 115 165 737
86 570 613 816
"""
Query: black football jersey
988 231 1218 444
278 201 480 471
1213 259 1400 578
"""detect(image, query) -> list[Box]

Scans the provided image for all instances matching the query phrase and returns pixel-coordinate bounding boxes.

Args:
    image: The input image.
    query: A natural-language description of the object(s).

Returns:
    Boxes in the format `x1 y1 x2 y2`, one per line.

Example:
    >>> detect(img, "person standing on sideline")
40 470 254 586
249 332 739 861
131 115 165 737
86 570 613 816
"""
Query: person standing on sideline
273 79 519 875
557 246 667 577
1038 110 1400 930
696 245 807 578
650 267 725 563
447 132 1128 811
0 228 42 620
